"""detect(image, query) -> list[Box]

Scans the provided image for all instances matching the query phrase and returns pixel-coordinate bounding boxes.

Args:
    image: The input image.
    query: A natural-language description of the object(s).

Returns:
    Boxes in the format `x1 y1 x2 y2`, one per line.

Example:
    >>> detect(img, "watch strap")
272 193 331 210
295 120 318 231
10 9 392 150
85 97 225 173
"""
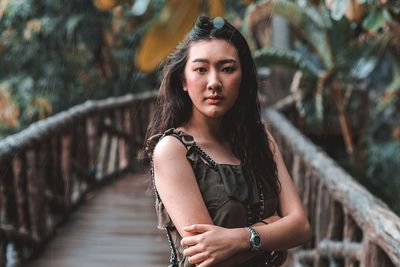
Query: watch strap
246 226 261 251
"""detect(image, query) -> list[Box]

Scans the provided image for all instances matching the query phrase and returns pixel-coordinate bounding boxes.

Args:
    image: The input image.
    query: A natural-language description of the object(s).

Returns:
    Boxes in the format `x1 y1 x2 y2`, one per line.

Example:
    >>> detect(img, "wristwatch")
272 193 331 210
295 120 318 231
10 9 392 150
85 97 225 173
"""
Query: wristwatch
245 226 261 251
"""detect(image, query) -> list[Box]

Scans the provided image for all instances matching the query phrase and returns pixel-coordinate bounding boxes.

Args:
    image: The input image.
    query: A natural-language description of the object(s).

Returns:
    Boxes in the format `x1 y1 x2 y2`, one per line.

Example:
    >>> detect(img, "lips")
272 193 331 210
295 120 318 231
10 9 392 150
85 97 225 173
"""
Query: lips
205 95 223 104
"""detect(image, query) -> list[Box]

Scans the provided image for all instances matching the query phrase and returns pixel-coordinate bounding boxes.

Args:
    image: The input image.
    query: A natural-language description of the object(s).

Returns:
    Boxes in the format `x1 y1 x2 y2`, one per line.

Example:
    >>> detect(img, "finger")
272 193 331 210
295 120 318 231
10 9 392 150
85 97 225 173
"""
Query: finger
183 224 214 234
181 236 197 247
196 257 215 267
187 251 210 265
183 244 204 257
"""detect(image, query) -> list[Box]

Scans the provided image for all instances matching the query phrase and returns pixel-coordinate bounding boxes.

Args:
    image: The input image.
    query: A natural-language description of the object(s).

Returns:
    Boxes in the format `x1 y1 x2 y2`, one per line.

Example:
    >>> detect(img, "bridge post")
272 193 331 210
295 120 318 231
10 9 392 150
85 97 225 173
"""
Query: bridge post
362 240 394 267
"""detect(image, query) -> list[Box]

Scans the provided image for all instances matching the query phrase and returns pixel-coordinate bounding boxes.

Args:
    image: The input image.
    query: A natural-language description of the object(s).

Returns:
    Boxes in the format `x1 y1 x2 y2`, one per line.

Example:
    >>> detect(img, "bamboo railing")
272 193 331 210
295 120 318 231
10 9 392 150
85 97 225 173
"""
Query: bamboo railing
0 91 156 267
264 108 400 267
1 91 399 267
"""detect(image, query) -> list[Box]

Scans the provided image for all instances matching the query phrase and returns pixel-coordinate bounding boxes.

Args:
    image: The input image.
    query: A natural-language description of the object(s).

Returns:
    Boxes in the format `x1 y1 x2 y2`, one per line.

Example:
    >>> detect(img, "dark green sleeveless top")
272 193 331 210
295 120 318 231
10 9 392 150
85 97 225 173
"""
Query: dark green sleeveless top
147 128 279 267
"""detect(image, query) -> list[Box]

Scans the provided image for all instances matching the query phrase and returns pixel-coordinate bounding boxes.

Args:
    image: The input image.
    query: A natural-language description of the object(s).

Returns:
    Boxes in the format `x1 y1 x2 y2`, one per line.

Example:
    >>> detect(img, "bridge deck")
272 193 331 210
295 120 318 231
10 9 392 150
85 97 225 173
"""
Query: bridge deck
25 172 169 267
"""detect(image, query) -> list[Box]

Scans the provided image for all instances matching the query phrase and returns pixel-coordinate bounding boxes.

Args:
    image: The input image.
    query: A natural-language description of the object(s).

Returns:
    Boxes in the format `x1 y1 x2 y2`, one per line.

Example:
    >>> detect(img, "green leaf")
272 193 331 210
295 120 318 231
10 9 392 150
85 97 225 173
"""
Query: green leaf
244 0 330 32
3 0 34 20
296 0 332 28
244 0 334 69
388 76 400 92
253 48 322 78
315 88 324 122
377 76 400 110
66 15 83 38
350 57 378 80
393 5 400 14
363 7 392 31
330 0 349 21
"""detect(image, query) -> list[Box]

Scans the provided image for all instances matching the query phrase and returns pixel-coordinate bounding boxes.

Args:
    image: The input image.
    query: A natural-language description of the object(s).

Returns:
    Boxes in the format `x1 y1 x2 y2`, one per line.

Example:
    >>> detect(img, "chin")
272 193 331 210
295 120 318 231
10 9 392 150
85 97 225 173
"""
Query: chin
204 109 227 119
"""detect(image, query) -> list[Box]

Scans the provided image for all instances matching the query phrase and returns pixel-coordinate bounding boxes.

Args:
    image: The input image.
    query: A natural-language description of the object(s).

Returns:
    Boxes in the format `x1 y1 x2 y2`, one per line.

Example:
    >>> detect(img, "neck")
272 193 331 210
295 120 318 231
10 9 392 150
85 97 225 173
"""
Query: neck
181 111 225 143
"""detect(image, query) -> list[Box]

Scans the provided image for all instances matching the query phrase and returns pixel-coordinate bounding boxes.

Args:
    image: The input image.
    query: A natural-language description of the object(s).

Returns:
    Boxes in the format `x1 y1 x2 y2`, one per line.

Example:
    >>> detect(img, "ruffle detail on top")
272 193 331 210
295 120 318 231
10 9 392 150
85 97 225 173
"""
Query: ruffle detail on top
147 128 198 229
148 127 261 228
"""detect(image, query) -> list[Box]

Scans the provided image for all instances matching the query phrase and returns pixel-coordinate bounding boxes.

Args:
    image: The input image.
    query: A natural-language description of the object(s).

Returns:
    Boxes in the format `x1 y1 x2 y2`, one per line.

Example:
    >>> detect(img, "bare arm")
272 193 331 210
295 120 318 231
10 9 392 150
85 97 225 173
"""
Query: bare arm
252 132 311 250
181 132 311 266
154 136 260 266
153 136 213 237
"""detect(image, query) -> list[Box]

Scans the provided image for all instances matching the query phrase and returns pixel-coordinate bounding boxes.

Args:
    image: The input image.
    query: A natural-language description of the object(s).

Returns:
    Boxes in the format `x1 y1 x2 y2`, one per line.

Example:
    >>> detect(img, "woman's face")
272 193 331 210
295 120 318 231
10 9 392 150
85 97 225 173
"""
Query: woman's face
183 39 242 120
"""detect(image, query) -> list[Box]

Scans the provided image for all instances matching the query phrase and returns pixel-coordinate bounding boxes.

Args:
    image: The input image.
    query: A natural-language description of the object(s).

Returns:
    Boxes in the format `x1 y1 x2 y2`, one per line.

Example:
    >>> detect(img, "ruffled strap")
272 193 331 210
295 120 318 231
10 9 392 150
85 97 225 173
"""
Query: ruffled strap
147 128 195 153
147 128 203 168
148 128 260 207
147 128 198 229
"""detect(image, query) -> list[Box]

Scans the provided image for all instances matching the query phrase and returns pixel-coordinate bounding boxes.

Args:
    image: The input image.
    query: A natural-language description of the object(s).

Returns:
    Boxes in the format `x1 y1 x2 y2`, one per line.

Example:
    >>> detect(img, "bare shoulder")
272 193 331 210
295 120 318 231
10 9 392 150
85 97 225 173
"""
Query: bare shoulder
153 135 187 164
266 130 278 154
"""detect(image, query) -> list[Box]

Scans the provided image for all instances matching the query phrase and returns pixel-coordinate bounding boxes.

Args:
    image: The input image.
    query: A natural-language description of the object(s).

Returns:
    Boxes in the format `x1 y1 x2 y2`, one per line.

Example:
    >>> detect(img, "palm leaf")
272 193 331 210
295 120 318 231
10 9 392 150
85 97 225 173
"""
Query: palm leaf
253 47 322 78
135 0 202 73
378 75 400 109
208 0 225 18
244 0 331 31
244 0 334 70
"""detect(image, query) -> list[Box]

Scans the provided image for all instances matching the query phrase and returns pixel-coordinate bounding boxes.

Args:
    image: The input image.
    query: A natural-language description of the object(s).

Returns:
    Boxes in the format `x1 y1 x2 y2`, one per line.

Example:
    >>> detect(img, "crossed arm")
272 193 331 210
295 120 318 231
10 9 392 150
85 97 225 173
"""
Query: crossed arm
153 134 311 267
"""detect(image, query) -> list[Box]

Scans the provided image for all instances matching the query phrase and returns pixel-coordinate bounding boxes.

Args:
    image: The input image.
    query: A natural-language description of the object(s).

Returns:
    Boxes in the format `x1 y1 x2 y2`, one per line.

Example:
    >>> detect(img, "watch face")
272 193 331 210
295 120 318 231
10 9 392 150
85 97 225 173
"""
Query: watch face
253 236 261 246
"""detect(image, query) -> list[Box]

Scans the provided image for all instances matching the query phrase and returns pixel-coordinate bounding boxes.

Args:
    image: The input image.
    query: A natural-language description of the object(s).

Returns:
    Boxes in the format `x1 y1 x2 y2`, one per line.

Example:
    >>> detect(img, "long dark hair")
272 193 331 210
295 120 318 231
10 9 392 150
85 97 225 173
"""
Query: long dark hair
145 16 280 197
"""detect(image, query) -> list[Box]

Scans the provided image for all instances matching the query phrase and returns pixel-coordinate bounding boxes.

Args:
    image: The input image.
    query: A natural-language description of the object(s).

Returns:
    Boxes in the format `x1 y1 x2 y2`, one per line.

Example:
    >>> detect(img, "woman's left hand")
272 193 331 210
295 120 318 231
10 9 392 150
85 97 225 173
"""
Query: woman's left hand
181 224 247 267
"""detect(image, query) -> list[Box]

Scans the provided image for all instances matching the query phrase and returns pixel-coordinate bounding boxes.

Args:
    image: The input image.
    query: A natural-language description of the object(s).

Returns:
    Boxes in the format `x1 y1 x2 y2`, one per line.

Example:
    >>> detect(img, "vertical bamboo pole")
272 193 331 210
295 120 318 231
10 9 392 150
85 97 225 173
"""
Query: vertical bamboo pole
74 117 89 192
12 154 29 260
123 107 133 168
37 142 49 238
362 240 394 267
26 144 47 243
61 134 72 211
116 109 128 171
130 103 140 164
0 159 10 267
313 182 331 267
86 116 97 177
50 135 63 215
344 214 362 267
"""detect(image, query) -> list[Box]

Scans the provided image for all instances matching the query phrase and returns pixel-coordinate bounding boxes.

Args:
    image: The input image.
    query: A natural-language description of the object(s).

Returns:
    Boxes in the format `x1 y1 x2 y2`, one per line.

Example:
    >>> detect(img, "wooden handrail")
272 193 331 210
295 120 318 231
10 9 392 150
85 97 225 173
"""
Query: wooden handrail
1 91 399 267
0 91 157 161
0 91 157 267
264 108 400 267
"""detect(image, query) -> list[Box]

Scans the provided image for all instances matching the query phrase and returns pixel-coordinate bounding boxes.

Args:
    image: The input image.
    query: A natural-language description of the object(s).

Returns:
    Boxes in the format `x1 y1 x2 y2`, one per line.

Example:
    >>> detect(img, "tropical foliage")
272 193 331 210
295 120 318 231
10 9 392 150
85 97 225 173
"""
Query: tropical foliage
1 0 399 213
246 0 400 213
0 0 159 136
0 0 235 136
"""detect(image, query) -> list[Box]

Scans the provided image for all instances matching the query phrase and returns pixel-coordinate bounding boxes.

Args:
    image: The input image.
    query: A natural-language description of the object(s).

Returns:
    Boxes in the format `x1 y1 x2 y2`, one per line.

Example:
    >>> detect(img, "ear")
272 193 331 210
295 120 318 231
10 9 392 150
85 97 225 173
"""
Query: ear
181 77 187 91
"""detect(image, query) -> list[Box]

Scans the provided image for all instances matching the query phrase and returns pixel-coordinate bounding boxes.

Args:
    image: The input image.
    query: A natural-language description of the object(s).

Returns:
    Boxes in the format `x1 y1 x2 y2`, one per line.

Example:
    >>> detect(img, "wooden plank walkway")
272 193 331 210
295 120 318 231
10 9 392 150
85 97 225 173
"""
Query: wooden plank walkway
25 172 170 267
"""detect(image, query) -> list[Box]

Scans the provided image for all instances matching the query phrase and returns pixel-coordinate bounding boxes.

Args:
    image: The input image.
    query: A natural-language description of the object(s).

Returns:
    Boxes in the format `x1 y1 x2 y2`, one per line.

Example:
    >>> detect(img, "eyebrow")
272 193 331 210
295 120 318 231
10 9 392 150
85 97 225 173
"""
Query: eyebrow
191 58 238 64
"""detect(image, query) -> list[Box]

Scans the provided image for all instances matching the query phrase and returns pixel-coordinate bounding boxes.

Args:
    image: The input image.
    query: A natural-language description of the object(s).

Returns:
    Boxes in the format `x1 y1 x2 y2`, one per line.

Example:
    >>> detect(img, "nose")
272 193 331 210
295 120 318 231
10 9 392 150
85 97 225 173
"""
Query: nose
207 70 222 92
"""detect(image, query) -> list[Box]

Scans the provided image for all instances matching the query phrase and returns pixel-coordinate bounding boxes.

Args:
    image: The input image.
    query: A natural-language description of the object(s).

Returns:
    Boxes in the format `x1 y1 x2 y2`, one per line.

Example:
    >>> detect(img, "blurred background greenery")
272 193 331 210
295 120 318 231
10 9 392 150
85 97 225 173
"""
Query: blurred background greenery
0 0 399 213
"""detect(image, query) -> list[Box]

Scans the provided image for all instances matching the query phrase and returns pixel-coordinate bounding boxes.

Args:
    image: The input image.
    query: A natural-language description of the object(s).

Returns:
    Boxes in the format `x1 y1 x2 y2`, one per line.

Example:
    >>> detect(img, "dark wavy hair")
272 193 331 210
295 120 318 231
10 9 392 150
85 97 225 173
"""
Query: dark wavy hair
145 16 280 197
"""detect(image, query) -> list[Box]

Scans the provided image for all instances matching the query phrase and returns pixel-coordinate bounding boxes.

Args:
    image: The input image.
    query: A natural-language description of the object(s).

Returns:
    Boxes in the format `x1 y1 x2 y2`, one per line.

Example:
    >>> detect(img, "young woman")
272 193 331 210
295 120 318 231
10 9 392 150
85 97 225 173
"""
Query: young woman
145 16 311 267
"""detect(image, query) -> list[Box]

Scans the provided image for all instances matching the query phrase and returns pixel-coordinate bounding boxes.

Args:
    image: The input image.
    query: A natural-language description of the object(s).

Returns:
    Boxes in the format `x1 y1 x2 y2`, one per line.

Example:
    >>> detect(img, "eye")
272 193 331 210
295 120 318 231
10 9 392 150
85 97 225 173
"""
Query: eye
222 66 235 73
195 67 207 73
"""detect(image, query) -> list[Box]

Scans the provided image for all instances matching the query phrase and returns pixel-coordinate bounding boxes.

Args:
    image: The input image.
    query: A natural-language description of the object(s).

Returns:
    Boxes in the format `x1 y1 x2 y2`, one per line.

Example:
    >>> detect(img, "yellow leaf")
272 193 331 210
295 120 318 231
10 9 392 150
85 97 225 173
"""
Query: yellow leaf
0 0 9 19
209 0 225 18
93 0 119 11
0 85 20 128
135 0 202 73
28 97 53 120
24 19 41 40
345 0 366 22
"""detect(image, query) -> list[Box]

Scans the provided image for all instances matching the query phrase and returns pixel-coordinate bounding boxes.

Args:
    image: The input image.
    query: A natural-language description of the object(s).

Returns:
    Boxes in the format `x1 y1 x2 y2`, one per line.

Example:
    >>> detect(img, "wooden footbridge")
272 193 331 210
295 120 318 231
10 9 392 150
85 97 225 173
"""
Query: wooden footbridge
0 92 399 267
